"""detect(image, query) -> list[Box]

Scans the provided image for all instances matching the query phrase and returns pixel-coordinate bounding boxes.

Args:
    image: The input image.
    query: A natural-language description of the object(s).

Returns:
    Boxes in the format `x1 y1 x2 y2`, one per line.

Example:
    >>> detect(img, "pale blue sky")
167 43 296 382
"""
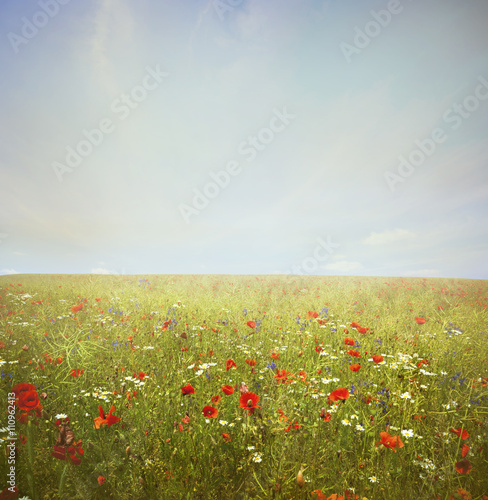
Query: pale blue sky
1 0 487 278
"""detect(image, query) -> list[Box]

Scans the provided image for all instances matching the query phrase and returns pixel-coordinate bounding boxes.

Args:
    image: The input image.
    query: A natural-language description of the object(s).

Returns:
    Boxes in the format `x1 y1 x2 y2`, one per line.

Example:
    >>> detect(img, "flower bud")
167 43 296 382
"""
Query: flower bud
296 467 305 488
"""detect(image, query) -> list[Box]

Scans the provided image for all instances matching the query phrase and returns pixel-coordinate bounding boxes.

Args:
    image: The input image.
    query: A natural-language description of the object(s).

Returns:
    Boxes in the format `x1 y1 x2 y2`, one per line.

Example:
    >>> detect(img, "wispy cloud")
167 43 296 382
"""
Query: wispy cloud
90 267 113 275
90 0 134 97
1 269 18 275
363 229 416 246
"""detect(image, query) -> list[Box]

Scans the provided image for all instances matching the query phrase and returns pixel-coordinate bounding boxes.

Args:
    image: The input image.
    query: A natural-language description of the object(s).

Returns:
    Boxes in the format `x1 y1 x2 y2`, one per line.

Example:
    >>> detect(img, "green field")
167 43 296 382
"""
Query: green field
1 274 487 499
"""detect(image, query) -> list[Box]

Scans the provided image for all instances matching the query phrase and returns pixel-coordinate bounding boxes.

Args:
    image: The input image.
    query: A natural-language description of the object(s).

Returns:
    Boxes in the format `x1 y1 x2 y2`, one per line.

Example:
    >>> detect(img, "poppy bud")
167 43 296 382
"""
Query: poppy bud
22 345 29 351
125 446 132 457
296 467 305 488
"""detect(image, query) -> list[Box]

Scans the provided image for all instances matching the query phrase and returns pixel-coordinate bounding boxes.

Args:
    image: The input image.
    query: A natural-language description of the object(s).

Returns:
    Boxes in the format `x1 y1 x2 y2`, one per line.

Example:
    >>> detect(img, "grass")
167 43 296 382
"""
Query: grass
0 274 487 499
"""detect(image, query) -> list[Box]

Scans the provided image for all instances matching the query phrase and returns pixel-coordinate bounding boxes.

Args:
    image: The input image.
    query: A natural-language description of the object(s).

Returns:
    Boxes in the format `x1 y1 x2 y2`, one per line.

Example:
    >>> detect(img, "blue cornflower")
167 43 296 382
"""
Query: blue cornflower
267 362 277 370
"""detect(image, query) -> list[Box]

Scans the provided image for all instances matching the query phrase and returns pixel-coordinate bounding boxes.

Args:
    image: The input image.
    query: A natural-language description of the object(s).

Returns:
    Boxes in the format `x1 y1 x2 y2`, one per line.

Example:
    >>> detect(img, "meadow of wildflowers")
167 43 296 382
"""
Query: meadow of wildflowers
0 274 487 499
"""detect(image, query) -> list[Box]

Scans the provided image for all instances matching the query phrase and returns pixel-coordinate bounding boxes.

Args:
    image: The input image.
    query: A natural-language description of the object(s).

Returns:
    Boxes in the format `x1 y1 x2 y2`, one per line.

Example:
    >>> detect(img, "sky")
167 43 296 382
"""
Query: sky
1 0 487 278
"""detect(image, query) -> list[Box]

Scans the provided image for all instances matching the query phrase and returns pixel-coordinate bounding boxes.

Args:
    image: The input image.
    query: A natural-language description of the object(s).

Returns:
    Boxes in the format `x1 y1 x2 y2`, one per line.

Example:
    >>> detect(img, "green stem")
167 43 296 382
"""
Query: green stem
58 463 69 498
26 419 38 500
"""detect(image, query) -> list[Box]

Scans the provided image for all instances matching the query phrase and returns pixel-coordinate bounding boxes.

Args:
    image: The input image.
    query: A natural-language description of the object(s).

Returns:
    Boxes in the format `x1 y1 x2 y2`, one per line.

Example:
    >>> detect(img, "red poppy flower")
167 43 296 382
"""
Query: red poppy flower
245 359 256 367
357 327 369 334
372 354 384 363
462 444 470 458
222 385 234 395
310 490 326 500
222 433 231 443
415 317 426 324
274 369 291 384
0 485 18 500
277 408 288 422
350 322 360 328
238 392 261 415
70 369 84 377
328 388 350 403
307 311 319 319
375 431 404 453
211 395 221 405
455 459 472 474
226 359 237 371
13 383 41 412
246 321 256 329
202 406 218 418
51 440 84 465
71 303 83 313
12 383 37 398
347 350 361 358
93 405 120 429
98 476 105 485
362 394 373 405
343 338 355 346
271 352 280 360
320 408 332 421
449 488 472 500
451 428 469 439
315 346 323 353
181 384 195 396
284 420 301 432
349 364 361 372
